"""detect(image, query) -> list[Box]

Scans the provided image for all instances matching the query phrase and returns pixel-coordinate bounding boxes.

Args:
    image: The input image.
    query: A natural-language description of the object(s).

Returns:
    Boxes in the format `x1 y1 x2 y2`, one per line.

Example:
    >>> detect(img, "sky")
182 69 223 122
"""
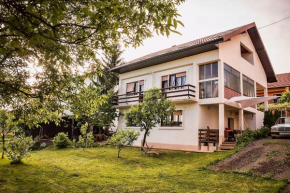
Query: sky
122 0 290 75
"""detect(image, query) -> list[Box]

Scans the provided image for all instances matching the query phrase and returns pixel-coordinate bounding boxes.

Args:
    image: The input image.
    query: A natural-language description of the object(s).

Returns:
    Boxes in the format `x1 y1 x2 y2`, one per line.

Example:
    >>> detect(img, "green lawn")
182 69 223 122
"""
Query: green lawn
0 146 286 193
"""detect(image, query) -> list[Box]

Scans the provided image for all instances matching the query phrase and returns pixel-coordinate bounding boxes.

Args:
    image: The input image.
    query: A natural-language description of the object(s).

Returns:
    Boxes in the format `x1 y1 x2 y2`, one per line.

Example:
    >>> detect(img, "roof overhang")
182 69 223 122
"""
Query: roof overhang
112 23 277 83
111 40 222 74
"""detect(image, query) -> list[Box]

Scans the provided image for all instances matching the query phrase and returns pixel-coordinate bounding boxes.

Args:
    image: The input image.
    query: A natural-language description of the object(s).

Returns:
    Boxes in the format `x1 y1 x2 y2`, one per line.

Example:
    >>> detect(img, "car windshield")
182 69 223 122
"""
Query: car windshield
276 117 290 124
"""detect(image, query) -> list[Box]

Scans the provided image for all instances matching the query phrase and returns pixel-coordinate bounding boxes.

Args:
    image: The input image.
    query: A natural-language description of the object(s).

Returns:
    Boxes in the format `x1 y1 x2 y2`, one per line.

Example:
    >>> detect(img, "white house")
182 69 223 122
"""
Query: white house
111 23 277 151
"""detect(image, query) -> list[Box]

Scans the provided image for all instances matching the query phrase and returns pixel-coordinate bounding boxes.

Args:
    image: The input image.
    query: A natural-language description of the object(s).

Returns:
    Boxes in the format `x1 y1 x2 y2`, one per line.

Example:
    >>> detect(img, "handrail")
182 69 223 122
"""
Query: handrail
113 84 196 105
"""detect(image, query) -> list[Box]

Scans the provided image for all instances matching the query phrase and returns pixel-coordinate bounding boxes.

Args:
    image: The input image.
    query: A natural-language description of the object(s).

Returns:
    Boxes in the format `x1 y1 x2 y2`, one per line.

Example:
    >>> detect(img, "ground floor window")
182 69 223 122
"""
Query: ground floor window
161 110 183 127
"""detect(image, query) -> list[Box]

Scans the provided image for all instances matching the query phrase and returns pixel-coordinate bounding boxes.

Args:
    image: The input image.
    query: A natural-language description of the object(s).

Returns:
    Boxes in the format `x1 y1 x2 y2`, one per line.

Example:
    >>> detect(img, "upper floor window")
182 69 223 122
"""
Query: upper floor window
243 75 255 97
224 63 240 93
240 43 254 65
161 110 183 127
199 62 218 80
126 80 144 94
199 62 218 99
162 72 186 89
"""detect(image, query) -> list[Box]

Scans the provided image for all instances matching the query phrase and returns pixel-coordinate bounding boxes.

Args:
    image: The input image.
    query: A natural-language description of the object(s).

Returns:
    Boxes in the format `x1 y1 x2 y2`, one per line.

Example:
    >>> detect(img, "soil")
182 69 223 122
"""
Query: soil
213 138 290 192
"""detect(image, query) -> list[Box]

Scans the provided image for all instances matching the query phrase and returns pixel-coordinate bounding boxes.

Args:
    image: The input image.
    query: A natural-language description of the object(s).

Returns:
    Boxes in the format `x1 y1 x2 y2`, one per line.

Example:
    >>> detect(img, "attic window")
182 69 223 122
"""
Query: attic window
240 43 254 65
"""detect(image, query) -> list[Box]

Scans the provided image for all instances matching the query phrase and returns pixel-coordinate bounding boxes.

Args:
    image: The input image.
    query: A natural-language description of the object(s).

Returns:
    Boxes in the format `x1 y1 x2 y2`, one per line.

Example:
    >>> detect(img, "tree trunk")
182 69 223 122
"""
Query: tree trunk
141 129 149 151
1 131 4 159
117 149 121 158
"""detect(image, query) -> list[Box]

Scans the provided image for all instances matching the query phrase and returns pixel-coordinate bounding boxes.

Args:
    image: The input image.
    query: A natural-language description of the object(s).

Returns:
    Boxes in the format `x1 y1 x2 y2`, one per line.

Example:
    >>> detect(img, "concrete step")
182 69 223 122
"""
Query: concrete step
220 146 234 150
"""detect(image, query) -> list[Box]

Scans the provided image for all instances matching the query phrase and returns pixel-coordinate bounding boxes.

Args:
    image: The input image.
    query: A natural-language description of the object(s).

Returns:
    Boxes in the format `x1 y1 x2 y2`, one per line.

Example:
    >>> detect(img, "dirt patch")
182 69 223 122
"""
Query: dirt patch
213 138 290 181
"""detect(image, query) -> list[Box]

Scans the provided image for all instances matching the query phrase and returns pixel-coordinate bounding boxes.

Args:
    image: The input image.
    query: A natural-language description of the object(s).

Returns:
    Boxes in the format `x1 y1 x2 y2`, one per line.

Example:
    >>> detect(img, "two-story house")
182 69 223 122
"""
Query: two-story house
111 23 276 151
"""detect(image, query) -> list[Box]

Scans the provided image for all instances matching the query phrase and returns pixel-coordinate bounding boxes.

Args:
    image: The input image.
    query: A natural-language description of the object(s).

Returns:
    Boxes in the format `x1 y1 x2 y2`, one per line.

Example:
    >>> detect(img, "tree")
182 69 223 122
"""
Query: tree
279 91 290 103
0 0 185 104
99 44 124 92
0 99 61 159
108 129 140 158
125 88 175 148
66 78 117 148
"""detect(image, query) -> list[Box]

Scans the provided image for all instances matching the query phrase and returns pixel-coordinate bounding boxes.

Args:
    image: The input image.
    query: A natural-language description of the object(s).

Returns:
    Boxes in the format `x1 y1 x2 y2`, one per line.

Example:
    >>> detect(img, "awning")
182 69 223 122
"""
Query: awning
226 96 277 108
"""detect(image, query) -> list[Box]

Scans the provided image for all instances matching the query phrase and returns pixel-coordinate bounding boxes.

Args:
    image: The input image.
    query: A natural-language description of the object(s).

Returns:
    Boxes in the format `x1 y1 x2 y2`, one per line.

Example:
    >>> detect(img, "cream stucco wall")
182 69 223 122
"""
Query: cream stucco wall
219 32 268 89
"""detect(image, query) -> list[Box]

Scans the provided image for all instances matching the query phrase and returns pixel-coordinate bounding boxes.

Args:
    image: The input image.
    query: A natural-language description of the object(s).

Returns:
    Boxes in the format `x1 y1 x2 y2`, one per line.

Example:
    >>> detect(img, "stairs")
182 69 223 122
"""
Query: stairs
220 141 235 150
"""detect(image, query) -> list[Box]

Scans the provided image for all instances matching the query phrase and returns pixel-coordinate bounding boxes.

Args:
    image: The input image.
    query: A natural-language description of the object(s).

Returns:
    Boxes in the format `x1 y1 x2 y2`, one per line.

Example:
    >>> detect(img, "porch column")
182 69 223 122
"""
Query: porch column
264 88 268 111
239 109 244 130
219 103 225 142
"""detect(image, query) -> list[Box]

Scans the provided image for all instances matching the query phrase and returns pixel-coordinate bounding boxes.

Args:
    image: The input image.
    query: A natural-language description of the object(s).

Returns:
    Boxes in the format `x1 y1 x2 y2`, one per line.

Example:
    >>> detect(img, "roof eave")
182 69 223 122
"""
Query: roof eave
111 39 223 73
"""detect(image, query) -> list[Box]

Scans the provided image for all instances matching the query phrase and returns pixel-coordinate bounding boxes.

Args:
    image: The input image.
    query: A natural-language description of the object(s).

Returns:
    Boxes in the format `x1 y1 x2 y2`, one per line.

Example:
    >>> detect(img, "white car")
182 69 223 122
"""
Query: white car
271 117 290 138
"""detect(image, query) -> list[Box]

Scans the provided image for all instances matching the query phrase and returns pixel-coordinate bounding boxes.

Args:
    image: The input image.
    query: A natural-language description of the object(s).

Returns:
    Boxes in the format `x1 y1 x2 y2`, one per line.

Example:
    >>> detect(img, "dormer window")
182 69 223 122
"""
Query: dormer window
240 43 254 65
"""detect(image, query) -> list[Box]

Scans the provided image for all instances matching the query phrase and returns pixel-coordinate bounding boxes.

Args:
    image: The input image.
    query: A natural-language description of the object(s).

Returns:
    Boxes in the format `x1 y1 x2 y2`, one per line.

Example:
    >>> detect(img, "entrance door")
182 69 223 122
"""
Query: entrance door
228 118 234 129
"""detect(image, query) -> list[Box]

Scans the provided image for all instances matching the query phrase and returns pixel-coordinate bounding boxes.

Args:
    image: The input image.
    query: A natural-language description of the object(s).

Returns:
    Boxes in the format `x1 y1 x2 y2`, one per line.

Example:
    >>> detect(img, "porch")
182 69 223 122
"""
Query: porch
198 103 263 151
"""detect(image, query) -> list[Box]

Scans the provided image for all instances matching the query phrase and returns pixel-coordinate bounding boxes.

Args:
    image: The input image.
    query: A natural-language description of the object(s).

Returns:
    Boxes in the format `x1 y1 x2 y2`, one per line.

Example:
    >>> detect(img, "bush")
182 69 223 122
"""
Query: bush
108 129 140 158
6 136 34 164
77 132 96 149
235 126 270 150
30 136 46 151
53 132 71 149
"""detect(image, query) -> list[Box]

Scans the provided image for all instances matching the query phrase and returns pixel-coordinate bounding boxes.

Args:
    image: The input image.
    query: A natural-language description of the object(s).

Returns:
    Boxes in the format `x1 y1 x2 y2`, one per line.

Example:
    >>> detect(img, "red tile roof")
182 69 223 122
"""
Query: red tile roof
117 23 255 67
112 23 277 83
268 73 290 88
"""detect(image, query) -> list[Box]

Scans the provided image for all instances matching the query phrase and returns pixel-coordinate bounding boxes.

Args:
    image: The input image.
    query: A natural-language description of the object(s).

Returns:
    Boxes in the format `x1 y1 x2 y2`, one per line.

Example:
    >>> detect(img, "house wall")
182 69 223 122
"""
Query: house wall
219 32 268 90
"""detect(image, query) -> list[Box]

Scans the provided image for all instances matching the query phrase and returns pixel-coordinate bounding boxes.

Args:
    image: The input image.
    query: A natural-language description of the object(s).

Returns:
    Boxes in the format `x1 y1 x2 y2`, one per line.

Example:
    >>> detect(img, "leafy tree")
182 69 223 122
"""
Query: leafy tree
125 88 175 148
279 91 290 103
66 78 117 148
99 44 124 92
108 129 140 158
0 99 61 158
0 0 185 104
6 135 34 164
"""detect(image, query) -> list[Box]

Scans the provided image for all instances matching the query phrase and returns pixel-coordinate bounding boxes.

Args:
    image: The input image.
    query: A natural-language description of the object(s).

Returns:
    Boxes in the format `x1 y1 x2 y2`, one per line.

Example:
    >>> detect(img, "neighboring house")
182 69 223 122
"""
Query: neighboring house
257 73 290 117
111 23 277 151
257 73 290 103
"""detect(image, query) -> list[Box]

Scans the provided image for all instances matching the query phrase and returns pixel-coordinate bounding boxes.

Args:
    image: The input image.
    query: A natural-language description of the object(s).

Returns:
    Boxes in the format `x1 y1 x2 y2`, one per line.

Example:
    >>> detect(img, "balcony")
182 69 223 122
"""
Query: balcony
113 84 196 106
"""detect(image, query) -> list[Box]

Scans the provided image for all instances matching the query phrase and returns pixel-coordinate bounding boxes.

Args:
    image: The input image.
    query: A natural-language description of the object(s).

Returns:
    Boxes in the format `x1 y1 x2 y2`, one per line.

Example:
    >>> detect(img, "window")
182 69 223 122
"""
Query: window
161 110 183 127
199 62 218 99
243 75 255 97
162 72 186 90
224 63 240 92
199 62 218 80
240 43 254 65
126 80 144 94
273 94 282 104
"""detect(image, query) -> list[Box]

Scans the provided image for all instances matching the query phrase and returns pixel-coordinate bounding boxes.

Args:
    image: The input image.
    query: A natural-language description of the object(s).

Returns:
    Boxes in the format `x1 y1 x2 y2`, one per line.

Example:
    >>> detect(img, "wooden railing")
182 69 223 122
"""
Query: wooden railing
113 84 195 105
198 127 219 151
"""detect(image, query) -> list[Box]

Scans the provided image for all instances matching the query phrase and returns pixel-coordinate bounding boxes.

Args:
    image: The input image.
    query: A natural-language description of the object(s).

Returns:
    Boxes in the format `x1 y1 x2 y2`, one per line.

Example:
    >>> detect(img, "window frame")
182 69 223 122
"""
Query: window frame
199 62 219 99
161 110 183 127
224 63 241 93
242 75 255 97
126 80 144 95
161 72 186 90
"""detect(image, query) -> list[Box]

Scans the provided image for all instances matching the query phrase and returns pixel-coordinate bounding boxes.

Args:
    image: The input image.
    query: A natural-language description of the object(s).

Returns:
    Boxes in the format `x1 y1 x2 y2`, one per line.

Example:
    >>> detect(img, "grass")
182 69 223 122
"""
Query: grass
0 146 287 193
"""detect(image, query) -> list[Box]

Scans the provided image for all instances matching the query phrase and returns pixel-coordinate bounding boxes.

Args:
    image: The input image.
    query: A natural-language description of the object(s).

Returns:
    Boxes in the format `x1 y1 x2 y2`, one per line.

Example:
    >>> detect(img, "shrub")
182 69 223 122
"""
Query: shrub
53 132 71 149
30 136 46 151
235 126 270 150
6 136 34 164
108 129 140 158
77 132 96 149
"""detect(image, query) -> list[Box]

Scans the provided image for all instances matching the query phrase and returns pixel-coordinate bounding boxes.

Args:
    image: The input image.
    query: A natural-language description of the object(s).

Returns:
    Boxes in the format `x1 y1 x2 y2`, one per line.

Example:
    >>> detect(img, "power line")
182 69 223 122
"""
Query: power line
258 15 290 29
